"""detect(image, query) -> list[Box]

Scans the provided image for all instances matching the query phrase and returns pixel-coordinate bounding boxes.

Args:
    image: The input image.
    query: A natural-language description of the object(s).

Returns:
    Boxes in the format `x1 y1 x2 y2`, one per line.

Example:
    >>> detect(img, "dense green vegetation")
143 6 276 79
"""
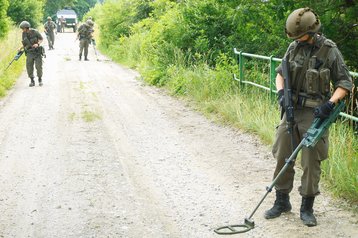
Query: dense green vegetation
0 28 26 97
88 0 358 204
0 0 9 38
44 0 97 20
7 0 45 27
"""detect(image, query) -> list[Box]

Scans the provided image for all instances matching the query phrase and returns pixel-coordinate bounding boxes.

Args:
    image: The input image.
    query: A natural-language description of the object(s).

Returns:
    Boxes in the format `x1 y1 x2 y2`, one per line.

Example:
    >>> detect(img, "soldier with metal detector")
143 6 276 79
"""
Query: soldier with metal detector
214 7 353 235
77 19 94 61
265 8 353 227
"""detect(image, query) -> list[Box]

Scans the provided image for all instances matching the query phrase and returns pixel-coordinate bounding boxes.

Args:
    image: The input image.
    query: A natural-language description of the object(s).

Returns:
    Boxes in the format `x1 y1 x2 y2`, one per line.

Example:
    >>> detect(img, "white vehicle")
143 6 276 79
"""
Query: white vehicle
56 9 78 32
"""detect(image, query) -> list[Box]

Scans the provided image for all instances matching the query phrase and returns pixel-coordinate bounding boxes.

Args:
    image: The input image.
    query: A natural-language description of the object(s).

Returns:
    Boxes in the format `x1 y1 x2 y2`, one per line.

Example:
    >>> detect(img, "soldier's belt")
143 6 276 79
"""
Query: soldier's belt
293 95 323 108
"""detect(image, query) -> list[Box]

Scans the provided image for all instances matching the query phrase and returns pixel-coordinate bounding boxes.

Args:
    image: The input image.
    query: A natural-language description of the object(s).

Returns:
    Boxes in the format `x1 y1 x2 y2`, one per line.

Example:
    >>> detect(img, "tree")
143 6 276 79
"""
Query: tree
0 0 9 38
44 0 97 21
73 0 98 20
44 0 74 19
7 0 45 27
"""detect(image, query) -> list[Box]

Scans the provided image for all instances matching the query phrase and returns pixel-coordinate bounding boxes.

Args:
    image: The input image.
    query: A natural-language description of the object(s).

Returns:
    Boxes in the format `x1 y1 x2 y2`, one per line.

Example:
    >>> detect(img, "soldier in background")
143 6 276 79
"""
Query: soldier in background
59 16 66 33
44 16 57 50
19 21 45 87
77 20 94 61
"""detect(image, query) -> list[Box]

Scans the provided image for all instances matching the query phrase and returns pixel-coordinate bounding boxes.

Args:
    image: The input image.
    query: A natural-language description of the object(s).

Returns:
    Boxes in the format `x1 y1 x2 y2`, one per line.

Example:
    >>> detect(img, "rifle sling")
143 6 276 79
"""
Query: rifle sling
293 52 310 105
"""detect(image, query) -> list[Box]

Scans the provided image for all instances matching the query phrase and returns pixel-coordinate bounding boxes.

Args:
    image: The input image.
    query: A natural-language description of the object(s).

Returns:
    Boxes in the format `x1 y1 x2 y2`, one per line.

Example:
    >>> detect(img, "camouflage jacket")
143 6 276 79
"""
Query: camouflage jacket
44 21 57 33
22 29 43 54
276 34 353 100
78 23 93 41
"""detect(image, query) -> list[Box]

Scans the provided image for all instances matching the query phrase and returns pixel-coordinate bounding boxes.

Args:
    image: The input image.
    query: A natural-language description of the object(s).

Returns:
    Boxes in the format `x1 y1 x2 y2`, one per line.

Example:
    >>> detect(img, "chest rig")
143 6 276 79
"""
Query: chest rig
22 29 39 51
287 36 334 107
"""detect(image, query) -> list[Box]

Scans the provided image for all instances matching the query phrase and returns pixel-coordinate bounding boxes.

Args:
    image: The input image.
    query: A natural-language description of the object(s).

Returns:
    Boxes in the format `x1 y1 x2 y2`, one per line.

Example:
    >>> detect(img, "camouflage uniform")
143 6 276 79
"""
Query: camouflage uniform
265 8 353 227
273 34 353 197
44 20 57 49
22 28 44 85
59 17 66 33
77 22 93 61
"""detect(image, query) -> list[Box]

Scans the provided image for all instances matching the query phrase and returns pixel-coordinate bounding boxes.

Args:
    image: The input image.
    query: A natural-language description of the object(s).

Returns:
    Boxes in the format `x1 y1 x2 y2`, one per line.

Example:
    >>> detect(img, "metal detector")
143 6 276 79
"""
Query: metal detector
214 101 345 235
91 39 100 61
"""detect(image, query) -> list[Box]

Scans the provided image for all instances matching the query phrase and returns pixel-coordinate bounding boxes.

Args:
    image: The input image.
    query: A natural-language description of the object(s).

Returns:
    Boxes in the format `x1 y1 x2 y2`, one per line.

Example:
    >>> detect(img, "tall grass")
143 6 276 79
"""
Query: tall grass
322 123 358 202
93 3 357 203
0 28 25 97
166 64 357 204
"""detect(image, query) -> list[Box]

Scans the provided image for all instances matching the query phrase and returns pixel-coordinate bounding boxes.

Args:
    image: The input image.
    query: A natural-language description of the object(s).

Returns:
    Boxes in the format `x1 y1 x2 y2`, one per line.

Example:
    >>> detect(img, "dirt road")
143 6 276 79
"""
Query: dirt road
0 33 356 238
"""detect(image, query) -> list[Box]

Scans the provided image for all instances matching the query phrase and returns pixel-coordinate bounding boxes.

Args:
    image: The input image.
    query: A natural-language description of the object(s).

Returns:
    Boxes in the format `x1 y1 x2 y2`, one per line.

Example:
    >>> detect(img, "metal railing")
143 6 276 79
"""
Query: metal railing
233 48 358 122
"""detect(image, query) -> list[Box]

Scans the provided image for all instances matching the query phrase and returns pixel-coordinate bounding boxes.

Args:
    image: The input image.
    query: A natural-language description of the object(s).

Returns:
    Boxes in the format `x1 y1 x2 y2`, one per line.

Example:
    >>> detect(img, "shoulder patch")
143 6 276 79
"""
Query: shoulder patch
324 39 336 48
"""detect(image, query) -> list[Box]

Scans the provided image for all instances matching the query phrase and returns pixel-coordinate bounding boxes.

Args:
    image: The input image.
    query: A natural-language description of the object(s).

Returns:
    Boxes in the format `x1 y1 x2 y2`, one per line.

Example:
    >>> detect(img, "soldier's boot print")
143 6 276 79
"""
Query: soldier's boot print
264 190 292 219
29 78 35 87
300 197 317 227
38 77 43 87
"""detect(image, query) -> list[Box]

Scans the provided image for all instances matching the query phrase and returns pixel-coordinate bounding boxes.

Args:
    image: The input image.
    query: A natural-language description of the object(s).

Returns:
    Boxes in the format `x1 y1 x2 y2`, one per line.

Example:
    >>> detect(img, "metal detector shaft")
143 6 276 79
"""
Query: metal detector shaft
214 102 344 235
246 138 305 220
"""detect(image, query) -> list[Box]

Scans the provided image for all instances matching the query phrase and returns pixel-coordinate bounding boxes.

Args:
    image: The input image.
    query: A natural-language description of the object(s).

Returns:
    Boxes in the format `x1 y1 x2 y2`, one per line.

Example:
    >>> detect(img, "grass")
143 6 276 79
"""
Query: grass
98 32 357 205
81 110 101 122
0 28 26 97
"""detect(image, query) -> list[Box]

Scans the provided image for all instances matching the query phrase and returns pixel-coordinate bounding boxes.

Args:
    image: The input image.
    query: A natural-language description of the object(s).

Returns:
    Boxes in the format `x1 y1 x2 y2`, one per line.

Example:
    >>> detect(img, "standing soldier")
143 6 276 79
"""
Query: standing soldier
19 21 45 87
59 16 66 33
264 8 353 227
44 16 57 50
77 19 94 61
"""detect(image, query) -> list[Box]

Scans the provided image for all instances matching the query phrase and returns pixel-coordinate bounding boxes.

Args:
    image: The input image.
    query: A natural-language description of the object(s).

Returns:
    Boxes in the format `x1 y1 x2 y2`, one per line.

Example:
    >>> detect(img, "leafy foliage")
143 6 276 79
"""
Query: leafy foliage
92 0 357 204
0 0 9 38
44 0 97 21
7 0 45 27
97 0 152 49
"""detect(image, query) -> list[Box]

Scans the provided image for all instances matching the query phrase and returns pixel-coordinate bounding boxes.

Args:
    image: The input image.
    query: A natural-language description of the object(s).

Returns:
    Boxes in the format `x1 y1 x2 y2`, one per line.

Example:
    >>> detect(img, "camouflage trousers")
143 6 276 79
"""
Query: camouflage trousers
272 106 329 197
79 39 90 58
47 32 55 48
26 53 43 79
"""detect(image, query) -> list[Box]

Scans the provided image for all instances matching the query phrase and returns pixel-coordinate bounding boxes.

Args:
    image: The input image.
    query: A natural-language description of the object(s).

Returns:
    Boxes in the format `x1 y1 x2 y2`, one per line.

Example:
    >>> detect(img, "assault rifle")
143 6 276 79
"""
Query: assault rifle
214 101 345 235
281 54 296 152
5 49 24 70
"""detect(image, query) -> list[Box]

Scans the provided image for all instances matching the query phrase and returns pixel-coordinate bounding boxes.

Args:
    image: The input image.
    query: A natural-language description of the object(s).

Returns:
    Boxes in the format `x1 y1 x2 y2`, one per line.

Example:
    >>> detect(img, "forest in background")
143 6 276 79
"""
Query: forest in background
0 0 98 32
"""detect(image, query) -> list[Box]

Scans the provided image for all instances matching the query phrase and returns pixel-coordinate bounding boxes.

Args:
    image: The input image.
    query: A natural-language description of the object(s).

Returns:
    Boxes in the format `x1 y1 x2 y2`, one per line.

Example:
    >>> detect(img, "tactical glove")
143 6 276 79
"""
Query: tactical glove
277 89 284 108
314 101 335 119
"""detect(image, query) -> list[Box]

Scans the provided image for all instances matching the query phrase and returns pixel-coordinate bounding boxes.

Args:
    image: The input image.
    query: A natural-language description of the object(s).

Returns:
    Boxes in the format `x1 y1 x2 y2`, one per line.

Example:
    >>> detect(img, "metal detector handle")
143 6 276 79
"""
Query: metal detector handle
303 101 344 147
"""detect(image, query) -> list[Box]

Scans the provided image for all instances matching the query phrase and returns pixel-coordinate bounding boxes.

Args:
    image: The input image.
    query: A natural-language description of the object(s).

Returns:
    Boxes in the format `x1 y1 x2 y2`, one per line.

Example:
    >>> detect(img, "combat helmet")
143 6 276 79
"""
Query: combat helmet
47 16 52 20
19 21 31 29
86 19 94 27
285 8 321 39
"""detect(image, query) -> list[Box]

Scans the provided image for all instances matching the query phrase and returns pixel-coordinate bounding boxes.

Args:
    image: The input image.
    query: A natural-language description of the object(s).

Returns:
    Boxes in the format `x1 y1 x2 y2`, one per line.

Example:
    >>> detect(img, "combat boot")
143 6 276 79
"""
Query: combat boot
300 197 317 227
29 78 35 87
84 57 89 61
264 190 292 219
38 78 43 87
79 55 82 61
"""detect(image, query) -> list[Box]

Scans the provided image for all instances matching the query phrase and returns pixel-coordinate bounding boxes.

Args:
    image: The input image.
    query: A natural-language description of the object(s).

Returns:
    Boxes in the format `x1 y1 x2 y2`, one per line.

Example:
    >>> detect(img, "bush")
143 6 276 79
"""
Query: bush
7 0 45 28
0 0 9 38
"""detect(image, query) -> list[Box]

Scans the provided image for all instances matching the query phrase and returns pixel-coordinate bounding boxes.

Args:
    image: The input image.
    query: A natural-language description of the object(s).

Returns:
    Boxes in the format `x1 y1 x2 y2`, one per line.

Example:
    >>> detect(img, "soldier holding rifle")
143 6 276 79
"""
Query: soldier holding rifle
19 21 45 87
264 8 353 227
